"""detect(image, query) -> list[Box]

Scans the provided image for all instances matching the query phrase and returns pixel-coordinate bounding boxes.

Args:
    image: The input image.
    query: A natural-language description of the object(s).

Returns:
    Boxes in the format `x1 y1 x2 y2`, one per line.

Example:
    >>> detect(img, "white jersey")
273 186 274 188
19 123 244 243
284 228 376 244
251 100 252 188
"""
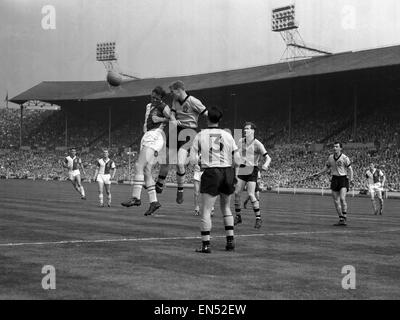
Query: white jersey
366 169 384 186
64 156 81 172
191 127 238 168
326 153 352 176
97 158 116 175
238 137 268 167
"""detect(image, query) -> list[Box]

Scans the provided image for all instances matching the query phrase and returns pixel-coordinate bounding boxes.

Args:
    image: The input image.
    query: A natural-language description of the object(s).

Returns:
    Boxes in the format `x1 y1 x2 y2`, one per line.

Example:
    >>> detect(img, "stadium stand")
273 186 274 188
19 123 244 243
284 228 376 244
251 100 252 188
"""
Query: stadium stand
1 105 399 191
3 45 400 191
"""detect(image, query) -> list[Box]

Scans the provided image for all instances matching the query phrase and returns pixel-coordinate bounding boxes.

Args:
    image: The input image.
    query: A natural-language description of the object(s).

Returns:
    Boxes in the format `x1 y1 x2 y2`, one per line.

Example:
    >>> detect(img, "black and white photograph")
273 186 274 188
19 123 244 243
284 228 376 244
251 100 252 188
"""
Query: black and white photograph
0 0 399 306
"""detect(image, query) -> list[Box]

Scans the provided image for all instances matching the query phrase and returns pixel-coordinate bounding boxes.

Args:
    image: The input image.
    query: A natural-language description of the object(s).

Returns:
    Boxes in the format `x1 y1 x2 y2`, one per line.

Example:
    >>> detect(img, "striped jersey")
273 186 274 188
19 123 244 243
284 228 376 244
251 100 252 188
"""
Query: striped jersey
326 153 352 176
171 95 206 128
97 158 116 175
238 138 268 167
143 101 169 132
64 156 81 171
191 128 238 168
365 169 384 185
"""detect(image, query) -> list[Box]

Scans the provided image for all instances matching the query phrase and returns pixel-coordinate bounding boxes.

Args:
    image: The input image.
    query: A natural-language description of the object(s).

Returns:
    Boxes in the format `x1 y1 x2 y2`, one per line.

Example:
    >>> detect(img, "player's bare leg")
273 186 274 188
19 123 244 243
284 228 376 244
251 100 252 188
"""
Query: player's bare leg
98 180 104 207
144 161 161 216
156 163 169 194
194 180 201 215
122 146 155 207
104 183 111 207
75 175 86 200
339 187 348 217
196 193 217 253
247 181 262 229
220 193 235 251
332 190 346 226
176 148 188 204
70 179 81 195
376 190 384 215
370 191 378 214
234 178 246 225
243 193 250 209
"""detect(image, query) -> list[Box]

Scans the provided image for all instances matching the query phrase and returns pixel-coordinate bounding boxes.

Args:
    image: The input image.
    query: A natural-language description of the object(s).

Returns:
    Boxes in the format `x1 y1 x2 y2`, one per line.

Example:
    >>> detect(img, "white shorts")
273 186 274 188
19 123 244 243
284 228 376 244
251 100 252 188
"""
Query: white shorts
141 129 164 153
97 174 111 185
68 170 80 180
193 170 203 182
369 183 383 197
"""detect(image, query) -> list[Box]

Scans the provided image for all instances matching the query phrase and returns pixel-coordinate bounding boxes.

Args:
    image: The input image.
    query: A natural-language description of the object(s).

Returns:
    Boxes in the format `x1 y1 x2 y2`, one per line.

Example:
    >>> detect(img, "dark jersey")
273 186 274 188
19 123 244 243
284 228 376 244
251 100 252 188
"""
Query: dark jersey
144 101 168 132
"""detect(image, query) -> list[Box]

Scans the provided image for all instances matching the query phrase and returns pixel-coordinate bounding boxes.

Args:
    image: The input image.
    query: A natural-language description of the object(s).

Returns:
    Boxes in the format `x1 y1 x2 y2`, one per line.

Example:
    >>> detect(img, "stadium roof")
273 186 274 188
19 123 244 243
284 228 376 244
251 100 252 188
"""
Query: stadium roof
10 44 400 105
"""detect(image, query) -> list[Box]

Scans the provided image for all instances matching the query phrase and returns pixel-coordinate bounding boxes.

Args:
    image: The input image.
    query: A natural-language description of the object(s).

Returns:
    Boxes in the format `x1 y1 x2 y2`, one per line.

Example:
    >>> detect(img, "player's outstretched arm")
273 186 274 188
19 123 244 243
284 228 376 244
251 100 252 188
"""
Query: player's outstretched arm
110 168 116 181
93 168 99 182
62 159 69 169
381 172 386 187
261 154 271 171
348 165 354 187
79 160 86 176
314 164 330 177
152 105 172 123
233 149 244 168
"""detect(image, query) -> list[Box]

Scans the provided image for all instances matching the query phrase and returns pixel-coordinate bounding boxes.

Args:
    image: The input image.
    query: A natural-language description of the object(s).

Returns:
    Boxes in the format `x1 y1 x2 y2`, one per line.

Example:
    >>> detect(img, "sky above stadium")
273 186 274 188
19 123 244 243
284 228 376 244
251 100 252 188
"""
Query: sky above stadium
1 0 400 107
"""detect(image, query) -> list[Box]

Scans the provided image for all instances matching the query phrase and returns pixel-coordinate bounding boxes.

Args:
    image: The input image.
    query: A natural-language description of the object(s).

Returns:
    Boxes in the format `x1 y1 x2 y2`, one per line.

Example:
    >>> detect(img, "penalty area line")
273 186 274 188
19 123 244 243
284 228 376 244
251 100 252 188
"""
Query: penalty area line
1 228 400 248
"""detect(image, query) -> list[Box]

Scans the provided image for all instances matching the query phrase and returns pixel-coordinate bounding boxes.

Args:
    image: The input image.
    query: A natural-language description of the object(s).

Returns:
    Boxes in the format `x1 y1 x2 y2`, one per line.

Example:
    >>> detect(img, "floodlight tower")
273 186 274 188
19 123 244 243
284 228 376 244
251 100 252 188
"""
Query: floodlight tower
272 4 331 71
96 42 140 80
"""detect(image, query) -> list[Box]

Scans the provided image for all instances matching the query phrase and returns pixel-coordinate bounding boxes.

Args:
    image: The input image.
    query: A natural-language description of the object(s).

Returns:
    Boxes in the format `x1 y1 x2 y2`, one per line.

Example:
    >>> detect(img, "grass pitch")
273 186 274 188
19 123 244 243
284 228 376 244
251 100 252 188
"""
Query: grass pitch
0 180 399 299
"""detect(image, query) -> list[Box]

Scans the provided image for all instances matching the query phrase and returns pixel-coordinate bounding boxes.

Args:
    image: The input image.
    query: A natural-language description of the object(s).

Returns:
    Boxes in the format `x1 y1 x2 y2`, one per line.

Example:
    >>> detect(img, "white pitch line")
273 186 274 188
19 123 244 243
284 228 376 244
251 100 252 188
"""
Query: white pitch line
1 228 400 248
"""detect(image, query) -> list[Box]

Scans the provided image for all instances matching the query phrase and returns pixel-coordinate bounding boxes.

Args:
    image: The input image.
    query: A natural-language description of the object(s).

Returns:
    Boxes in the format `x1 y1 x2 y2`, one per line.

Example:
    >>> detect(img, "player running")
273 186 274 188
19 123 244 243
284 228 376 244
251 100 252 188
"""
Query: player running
365 162 386 215
234 122 271 229
155 80 208 204
121 86 173 215
190 106 242 253
93 149 116 207
63 148 86 200
314 142 354 226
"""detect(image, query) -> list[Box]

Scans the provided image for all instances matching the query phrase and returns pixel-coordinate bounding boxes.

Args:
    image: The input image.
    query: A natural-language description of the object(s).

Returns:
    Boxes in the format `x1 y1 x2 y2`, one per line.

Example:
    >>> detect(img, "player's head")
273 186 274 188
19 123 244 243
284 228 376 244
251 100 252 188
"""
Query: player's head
69 148 76 156
207 106 223 124
243 122 256 139
103 149 109 158
151 86 166 102
333 142 343 153
169 80 186 99
369 162 375 170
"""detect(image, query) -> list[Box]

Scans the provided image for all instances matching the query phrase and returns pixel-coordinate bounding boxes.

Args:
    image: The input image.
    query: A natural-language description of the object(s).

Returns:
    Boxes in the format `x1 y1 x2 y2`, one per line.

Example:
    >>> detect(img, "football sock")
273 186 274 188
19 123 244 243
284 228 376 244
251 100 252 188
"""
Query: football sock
132 174 144 199
223 215 234 238
156 175 166 189
147 185 157 203
99 193 103 205
177 171 185 189
201 231 210 247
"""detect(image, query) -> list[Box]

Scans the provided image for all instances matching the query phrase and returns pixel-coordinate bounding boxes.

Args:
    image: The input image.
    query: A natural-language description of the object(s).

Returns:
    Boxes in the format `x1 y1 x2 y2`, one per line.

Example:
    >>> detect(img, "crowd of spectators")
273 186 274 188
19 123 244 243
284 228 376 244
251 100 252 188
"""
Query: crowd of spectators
1 144 399 191
1 104 400 191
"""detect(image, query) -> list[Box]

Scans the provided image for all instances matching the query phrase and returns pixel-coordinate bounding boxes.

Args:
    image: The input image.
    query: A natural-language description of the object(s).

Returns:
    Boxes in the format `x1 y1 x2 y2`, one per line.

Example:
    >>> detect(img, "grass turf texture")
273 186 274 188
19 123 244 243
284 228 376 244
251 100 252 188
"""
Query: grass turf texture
0 180 399 299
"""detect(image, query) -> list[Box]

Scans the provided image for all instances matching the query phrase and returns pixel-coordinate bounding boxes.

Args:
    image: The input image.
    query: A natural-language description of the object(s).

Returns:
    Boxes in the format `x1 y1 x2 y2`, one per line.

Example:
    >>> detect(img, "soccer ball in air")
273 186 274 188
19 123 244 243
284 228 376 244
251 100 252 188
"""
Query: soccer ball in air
106 70 123 87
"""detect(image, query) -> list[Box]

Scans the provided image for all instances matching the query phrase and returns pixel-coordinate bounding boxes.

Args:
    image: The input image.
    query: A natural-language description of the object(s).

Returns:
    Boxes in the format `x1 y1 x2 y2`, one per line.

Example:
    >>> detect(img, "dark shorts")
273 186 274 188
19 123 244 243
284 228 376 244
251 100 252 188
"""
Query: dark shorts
165 126 199 151
331 175 349 192
200 167 236 196
237 166 259 183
